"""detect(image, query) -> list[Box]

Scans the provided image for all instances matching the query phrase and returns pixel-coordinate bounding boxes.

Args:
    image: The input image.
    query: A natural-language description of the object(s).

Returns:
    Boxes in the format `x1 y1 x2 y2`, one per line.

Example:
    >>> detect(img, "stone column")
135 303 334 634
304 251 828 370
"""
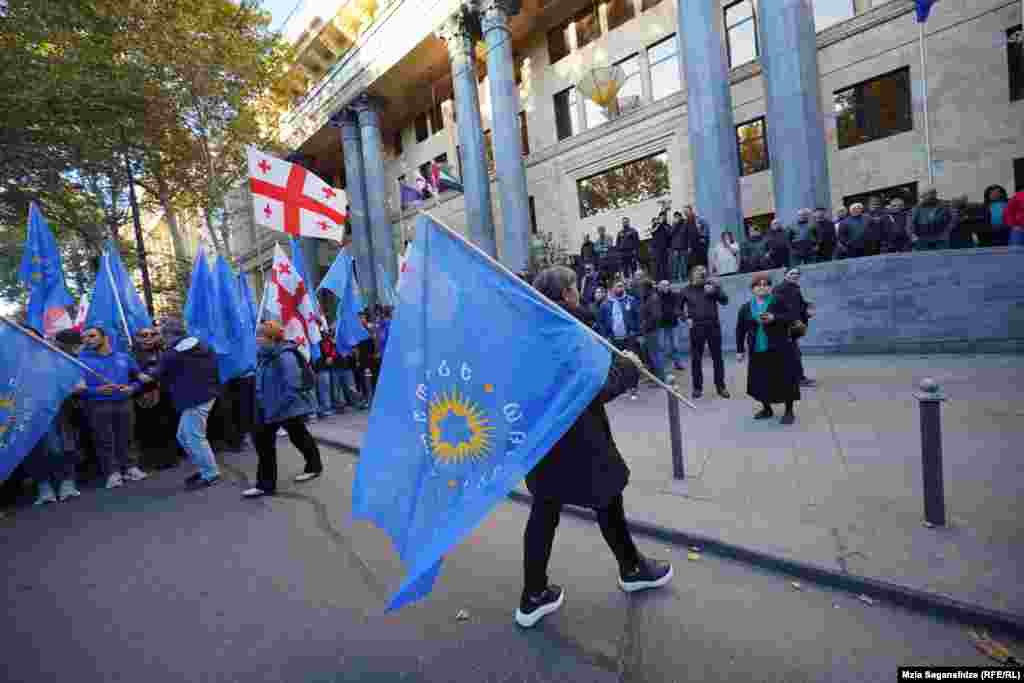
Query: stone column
353 93 398 296
436 7 498 258
757 0 831 226
329 107 378 305
678 0 744 246
481 0 530 272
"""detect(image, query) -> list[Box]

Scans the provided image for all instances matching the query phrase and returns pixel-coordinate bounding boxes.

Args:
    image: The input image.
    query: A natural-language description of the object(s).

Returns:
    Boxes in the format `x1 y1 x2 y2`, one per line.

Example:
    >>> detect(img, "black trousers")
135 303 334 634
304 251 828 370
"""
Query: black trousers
217 377 255 448
612 337 640 391
251 417 322 493
689 322 726 392
524 495 639 596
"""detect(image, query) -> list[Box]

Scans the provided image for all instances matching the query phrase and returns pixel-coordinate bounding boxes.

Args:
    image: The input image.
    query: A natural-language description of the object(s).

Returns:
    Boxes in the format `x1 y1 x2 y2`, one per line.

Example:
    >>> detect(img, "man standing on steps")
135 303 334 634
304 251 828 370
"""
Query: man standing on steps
679 266 730 400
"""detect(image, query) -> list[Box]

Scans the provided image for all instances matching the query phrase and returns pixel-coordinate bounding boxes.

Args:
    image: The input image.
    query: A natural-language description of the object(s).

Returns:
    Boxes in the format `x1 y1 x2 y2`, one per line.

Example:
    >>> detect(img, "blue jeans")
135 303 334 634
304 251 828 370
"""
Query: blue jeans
331 367 358 408
316 370 334 416
177 399 219 481
1010 228 1024 247
657 325 686 370
24 424 78 484
644 331 664 381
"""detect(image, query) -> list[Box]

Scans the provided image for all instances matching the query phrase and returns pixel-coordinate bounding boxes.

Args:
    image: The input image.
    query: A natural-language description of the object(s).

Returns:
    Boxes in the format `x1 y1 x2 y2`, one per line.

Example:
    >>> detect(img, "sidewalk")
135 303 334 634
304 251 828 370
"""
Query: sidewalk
308 353 1024 624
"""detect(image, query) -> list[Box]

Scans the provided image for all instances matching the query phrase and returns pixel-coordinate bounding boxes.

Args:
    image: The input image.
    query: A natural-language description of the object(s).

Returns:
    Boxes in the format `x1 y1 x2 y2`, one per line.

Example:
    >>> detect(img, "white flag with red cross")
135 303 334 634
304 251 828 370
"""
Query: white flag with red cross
265 244 322 359
247 146 348 242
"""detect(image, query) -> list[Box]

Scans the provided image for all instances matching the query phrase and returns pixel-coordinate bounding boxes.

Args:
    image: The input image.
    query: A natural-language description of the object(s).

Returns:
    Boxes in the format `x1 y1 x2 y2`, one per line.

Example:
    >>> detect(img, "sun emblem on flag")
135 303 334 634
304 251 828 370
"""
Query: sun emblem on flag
0 395 14 410
428 388 494 465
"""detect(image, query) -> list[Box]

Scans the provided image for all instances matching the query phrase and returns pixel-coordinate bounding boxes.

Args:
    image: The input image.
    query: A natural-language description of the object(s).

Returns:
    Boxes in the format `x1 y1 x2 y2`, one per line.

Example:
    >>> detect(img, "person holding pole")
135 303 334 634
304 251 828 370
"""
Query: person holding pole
79 326 148 489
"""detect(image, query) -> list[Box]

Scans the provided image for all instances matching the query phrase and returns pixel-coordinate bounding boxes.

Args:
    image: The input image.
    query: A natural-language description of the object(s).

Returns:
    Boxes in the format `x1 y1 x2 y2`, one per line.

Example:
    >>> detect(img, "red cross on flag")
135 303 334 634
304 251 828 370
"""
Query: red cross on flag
265 244 323 359
247 146 348 242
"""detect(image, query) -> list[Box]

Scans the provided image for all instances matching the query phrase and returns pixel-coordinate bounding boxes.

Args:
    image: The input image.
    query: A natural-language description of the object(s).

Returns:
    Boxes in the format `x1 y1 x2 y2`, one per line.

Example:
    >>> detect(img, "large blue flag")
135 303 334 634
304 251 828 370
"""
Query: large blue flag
319 248 369 354
18 202 74 337
352 214 612 610
183 249 224 353
914 0 936 22
377 264 397 308
290 238 321 363
213 256 257 382
0 319 84 481
84 244 151 352
237 271 258 334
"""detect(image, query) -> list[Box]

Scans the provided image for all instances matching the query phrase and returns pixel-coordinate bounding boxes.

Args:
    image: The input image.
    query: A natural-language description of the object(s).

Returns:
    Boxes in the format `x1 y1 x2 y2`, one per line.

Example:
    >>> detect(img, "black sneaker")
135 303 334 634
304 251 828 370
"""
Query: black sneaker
799 378 817 388
692 390 703 399
780 413 796 425
619 557 673 593
515 585 564 628
186 475 220 490
717 387 731 399
754 408 774 420
184 472 203 486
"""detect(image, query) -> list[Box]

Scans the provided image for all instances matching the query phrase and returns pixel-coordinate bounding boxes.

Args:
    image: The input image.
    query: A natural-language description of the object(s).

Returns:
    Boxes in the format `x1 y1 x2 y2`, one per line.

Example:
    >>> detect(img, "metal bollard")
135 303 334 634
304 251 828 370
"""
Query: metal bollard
915 378 947 527
364 368 375 404
668 389 685 479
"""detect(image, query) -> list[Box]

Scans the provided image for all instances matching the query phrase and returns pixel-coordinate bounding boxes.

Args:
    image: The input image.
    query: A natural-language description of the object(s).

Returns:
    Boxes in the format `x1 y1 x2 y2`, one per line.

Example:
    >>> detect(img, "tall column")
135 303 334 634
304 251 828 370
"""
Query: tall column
758 0 831 226
678 0 743 246
353 93 398 296
481 0 530 272
436 7 498 258
329 107 378 305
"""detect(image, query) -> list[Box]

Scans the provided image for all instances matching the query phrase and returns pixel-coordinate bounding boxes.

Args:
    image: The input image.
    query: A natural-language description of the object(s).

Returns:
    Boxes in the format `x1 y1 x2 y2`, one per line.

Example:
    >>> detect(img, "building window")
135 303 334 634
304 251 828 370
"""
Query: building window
648 34 681 100
518 111 530 156
814 0 855 32
724 0 758 69
736 117 769 176
429 99 445 134
641 0 664 9
414 112 429 142
606 0 635 32
834 67 913 150
577 151 671 219
554 86 580 141
529 196 538 235
617 53 642 106
483 130 495 174
547 19 571 64
1009 25 1023 102
1014 157 1024 192
843 182 918 209
574 5 601 49
394 129 403 155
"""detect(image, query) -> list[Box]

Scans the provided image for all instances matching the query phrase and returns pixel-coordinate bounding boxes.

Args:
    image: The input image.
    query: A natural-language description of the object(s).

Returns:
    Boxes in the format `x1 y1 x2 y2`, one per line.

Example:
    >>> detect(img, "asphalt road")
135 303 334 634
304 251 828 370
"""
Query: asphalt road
1 443 1005 683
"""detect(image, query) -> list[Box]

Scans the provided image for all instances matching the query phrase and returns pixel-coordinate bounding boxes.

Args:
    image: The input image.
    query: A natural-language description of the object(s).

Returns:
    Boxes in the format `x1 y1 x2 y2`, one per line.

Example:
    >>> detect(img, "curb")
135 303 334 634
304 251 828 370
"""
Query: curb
312 432 1024 640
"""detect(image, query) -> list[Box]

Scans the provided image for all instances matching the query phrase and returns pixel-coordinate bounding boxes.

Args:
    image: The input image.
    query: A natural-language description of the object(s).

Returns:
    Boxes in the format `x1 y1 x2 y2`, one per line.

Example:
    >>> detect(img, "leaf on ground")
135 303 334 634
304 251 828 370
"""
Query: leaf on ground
687 552 700 561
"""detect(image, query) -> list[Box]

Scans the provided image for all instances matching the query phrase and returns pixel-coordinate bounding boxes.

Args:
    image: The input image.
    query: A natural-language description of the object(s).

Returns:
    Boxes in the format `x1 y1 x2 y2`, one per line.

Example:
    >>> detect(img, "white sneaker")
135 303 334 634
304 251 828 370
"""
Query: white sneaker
34 482 57 506
123 466 148 482
630 391 639 400
666 373 675 383
58 480 81 501
294 471 322 483
106 473 124 489
241 487 267 498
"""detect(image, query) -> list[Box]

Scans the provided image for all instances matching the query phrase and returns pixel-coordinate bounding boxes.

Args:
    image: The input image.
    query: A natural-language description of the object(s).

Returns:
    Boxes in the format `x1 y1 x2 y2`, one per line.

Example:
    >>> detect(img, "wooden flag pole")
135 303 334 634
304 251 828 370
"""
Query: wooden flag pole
420 212 697 411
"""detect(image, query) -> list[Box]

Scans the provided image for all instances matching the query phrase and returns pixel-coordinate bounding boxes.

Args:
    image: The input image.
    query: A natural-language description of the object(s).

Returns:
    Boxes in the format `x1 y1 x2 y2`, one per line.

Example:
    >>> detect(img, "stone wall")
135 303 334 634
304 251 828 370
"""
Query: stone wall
700 248 1024 355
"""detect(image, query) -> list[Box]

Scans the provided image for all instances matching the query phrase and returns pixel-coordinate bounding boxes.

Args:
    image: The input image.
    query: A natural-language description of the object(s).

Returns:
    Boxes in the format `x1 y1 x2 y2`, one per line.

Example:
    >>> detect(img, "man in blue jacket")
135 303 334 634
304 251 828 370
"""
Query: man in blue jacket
79 326 149 489
598 278 641 399
148 318 222 489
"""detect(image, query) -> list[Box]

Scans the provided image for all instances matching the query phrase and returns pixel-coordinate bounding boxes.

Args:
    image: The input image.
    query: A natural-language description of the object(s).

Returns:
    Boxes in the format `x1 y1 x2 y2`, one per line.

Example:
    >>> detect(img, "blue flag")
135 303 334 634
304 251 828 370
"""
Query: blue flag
18 202 74 337
213 256 258 382
352 214 612 610
84 244 152 353
319 248 369 354
237 271 258 334
915 0 935 22
183 249 224 353
290 238 321 363
0 320 84 481
377 264 398 308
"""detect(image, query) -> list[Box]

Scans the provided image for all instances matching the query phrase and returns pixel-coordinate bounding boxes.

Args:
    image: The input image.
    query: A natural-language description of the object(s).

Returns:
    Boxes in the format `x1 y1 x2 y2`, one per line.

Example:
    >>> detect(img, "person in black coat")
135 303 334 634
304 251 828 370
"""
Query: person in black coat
736 273 801 424
517 266 673 628
813 208 837 261
649 212 670 282
773 268 816 387
679 265 730 399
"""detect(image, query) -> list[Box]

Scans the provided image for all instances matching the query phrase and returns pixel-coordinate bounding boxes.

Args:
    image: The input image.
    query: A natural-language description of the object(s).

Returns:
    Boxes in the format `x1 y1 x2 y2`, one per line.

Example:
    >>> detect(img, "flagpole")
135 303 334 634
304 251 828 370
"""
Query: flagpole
421 212 697 411
1 316 113 383
104 250 134 350
919 19 934 186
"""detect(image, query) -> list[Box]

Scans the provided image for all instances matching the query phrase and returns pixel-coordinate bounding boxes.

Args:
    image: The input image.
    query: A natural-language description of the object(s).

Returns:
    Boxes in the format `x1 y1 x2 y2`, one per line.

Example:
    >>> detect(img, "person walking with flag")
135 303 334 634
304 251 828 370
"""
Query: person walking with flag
78 326 148 489
243 320 323 498
516 266 673 627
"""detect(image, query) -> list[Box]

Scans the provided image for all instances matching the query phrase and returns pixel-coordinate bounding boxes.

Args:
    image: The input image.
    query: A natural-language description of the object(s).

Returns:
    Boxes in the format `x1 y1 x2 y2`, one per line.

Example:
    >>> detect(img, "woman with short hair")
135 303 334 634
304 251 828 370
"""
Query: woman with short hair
735 273 802 424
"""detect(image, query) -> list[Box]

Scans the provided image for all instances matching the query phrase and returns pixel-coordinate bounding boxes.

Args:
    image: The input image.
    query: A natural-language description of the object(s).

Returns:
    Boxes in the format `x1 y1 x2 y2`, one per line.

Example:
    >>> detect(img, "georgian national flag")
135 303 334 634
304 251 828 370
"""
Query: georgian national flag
247 146 348 242
265 244 322 359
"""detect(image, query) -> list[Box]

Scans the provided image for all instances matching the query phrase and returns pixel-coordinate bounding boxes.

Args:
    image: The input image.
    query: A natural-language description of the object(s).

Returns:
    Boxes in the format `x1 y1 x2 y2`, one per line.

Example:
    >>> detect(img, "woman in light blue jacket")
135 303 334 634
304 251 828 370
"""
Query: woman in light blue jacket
243 320 323 498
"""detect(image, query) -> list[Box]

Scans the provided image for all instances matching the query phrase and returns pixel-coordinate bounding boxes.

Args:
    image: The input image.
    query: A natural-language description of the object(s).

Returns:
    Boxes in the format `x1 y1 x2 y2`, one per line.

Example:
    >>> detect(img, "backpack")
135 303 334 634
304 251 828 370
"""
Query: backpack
285 348 316 392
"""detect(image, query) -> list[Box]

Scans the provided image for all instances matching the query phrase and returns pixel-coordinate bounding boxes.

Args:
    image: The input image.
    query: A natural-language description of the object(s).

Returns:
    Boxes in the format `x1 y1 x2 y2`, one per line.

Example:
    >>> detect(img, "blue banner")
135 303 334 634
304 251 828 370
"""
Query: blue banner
106 241 152 335
352 214 612 610
84 244 151 353
18 202 74 336
319 248 369 354
237 272 258 334
0 320 84 481
183 249 225 353
213 256 257 382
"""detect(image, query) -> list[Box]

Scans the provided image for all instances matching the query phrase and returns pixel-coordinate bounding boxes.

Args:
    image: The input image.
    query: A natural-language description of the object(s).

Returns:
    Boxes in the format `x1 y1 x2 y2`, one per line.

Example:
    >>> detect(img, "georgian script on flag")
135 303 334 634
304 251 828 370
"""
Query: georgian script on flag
247 146 348 242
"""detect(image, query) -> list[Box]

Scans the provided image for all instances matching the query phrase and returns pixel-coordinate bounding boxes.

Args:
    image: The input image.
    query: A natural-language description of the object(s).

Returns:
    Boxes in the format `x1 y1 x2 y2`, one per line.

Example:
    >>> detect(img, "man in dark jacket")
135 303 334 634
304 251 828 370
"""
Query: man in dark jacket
517 266 672 629
578 263 601 306
668 211 689 282
680 265 730 399
580 233 596 265
616 217 641 279
740 225 771 272
641 280 684 382
788 209 817 266
151 318 222 489
863 195 887 256
683 206 710 270
909 188 952 250
814 208 836 261
649 212 670 281
133 327 183 469
765 219 792 269
881 198 912 253
837 203 869 259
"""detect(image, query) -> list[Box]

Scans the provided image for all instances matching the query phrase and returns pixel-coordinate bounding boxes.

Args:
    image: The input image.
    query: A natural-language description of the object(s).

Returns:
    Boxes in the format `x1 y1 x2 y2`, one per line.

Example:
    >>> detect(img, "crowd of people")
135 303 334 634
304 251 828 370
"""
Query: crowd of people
578 185 1023 283
2 305 394 508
